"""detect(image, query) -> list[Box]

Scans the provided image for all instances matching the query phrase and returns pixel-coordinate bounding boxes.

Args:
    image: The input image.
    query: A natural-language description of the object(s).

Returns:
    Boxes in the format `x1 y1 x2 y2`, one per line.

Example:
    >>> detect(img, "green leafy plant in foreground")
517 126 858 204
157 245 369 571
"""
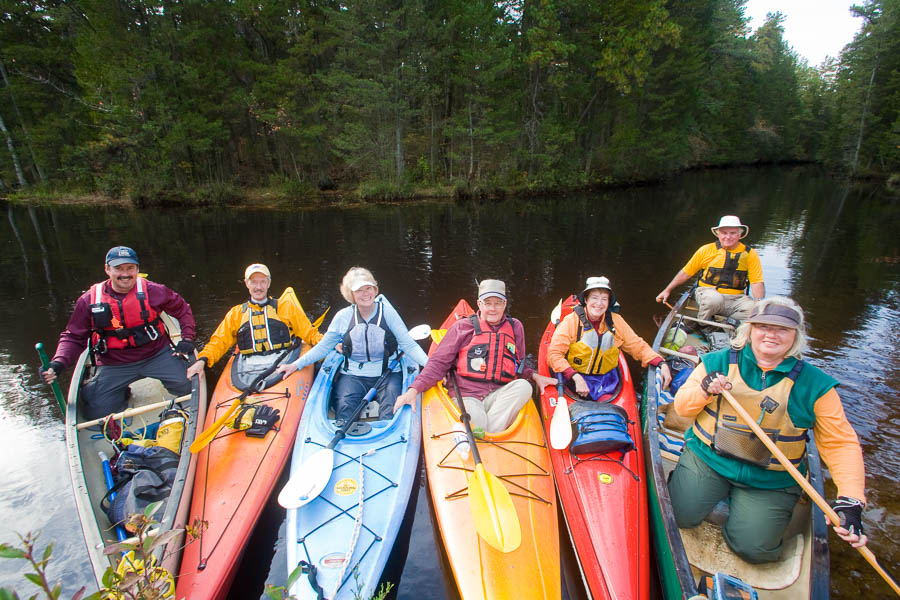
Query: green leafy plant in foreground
0 502 206 600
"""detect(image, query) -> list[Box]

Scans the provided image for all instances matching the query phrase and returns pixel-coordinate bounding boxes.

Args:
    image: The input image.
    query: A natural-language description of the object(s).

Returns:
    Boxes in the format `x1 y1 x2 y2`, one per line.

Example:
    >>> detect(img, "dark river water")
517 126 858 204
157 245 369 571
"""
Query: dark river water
0 166 897 598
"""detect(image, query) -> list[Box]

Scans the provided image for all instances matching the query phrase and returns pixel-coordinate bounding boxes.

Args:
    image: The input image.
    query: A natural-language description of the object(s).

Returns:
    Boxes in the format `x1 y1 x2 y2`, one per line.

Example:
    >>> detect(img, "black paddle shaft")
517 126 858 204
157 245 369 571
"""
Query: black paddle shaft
450 371 484 465
326 351 405 450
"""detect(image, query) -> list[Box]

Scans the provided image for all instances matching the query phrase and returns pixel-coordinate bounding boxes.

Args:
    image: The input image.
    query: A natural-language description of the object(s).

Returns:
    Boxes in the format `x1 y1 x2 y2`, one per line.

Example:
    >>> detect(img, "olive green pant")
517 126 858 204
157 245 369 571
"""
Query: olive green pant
668 445 802 564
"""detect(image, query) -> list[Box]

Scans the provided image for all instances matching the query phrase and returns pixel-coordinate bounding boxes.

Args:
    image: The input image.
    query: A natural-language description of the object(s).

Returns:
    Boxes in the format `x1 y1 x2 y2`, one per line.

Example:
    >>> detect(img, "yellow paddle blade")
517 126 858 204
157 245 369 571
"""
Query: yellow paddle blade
280 287 330 329
468 463 521 553
312 307 330 329
430 328 447 345
189 399 242 453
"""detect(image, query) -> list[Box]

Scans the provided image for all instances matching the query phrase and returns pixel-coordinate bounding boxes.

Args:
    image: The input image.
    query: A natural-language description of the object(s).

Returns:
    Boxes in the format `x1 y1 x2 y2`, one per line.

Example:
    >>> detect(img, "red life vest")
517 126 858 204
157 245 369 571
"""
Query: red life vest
456 315 518 384
89 278 164 353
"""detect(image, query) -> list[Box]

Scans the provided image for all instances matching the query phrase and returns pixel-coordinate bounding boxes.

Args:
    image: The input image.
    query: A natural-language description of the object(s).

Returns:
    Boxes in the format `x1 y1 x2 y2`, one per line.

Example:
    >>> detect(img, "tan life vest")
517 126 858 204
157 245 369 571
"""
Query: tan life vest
235 299 293 355
692 349 807 471
565 305 620 376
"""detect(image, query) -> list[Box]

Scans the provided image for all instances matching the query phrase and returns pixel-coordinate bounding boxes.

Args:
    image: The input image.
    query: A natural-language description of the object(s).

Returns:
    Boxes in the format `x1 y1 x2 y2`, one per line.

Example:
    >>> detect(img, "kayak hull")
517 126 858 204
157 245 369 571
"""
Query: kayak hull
176 347 313 600
423 299 560 600
285 350 422 600
537 295 649 600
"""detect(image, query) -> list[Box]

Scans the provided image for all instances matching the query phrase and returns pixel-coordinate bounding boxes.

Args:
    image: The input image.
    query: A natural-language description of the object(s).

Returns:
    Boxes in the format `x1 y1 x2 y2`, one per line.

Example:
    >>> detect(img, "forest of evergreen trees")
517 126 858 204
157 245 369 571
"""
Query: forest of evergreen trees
1 0 898 203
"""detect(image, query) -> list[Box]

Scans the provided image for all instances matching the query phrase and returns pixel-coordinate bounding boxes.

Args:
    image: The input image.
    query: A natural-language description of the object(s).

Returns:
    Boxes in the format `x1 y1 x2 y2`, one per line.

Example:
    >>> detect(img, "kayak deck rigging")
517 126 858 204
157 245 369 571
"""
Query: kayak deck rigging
433 430 552 505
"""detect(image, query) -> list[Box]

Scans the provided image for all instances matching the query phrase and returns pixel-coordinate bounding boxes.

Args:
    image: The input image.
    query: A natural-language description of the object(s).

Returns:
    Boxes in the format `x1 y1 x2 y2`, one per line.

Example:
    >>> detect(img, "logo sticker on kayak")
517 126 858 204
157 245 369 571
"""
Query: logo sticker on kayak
320 552 347 569
598 473 613 485
334 478 358 496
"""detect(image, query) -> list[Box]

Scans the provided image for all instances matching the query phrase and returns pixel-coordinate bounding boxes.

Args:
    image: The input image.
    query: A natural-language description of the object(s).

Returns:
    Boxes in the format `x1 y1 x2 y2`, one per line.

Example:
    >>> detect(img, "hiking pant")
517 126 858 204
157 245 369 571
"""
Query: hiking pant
694 287 756 323
334 371 402 423
667 445 802 564
462 379 533 433
82 347 191 420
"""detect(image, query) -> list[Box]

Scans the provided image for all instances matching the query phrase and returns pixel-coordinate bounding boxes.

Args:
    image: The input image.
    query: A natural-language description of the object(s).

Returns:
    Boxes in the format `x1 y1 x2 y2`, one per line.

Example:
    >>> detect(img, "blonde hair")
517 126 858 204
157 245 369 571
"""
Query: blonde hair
731 296 809 359
339 267 378 303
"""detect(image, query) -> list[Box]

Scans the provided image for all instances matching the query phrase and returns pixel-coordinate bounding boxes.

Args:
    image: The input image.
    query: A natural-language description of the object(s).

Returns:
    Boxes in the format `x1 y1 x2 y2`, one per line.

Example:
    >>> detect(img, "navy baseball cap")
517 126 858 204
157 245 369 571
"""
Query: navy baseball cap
105 246 139 267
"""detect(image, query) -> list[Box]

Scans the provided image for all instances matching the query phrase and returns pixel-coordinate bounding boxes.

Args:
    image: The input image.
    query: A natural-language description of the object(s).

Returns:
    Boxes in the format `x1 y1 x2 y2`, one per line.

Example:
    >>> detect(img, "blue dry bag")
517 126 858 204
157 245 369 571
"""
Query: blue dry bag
569 400 634 455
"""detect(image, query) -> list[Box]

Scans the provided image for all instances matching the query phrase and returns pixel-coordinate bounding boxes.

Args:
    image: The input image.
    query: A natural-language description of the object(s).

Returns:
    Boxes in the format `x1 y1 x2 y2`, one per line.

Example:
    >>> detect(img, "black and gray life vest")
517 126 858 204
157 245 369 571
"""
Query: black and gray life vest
341 301 398 373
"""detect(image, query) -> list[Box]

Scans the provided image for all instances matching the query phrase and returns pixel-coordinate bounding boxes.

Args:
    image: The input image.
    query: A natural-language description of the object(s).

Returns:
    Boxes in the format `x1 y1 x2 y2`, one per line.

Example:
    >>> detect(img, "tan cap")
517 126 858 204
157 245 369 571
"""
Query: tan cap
478 279 506 301
244 263 271 279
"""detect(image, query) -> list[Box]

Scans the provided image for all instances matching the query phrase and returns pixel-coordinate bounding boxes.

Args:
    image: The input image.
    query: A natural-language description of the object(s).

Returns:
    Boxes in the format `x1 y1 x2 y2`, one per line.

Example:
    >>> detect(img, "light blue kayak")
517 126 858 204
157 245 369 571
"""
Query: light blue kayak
284 349 422 600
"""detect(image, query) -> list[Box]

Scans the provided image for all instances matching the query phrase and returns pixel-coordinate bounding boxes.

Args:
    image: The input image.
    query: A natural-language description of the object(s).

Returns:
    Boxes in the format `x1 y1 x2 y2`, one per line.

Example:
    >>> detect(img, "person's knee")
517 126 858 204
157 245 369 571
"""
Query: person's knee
722 527 783 564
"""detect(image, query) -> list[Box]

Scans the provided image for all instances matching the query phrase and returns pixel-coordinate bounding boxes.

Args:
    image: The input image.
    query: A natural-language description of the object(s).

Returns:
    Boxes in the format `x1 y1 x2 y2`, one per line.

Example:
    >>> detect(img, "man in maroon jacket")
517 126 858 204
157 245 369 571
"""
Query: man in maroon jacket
40 246 196 419
393 279 555 432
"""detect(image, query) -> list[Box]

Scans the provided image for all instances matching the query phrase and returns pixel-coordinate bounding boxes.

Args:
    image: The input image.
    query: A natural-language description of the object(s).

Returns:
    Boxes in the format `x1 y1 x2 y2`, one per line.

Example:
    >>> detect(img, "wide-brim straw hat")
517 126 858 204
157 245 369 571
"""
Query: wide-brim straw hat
711 215 749 239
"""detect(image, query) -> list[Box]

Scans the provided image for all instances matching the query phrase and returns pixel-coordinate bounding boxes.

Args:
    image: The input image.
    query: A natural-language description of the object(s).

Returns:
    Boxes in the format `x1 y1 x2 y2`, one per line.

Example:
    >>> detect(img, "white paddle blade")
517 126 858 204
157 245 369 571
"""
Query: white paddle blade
549 394 572 450
277 449 335 509
549 299 562 325
408 324 432 341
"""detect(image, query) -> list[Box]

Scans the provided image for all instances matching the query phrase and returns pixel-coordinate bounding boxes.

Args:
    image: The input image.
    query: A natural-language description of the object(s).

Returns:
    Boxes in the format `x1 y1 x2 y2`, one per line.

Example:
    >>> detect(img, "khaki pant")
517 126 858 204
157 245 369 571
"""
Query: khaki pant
462 379 533 433
695 287 756 322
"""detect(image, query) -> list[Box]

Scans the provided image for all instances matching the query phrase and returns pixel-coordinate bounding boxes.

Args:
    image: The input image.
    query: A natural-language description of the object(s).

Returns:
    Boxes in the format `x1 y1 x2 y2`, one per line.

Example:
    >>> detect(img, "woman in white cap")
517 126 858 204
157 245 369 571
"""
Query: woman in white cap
548 276 671 398
655 215 765 322
668 296 868 563
277 267 429 422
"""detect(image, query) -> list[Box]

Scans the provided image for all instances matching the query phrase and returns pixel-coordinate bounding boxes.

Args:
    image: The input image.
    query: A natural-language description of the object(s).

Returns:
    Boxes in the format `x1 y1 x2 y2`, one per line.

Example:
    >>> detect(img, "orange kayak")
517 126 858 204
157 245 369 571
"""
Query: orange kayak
422 299 560 600
176 345 313 600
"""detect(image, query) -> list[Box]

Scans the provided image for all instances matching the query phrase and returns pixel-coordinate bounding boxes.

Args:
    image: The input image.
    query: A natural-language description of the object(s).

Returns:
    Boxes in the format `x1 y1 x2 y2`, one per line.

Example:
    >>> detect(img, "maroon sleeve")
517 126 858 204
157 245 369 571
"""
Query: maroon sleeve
410 319 473 393
511 318 534 380
51 291 94 369
149 281 196 341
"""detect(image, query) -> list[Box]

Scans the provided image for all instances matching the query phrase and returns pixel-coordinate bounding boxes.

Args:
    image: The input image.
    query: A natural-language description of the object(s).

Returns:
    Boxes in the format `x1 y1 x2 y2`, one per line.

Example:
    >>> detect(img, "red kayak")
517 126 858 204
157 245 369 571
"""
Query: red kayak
537 295 649 600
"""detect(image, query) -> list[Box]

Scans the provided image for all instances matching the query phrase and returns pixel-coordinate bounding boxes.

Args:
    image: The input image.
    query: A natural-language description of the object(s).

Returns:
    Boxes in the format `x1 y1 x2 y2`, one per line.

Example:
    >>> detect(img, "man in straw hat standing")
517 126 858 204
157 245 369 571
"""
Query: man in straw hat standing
655 215 765 322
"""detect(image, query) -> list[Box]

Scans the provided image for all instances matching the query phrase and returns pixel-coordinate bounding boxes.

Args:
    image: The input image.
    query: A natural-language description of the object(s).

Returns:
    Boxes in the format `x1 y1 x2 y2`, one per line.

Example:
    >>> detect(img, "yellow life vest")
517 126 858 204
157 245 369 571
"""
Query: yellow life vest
692 349 808 471
565 305 620 375
699 241 753 292
235 299 293 355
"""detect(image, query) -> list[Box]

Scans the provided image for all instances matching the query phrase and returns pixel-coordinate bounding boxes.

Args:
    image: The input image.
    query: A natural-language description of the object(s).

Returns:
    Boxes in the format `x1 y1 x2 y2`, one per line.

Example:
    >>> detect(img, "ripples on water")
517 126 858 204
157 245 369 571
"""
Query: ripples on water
0 166 897 598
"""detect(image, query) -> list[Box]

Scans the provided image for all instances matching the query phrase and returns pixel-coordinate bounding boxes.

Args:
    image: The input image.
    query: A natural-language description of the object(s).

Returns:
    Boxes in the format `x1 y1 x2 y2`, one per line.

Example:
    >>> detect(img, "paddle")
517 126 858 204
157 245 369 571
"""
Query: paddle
277 352 405 509
76 394 191 430
277 323 432 509
35 342 66 414
449 371 521 553
718 388 900 597
662 302 734 330
549 373 572 450
189 344 295 453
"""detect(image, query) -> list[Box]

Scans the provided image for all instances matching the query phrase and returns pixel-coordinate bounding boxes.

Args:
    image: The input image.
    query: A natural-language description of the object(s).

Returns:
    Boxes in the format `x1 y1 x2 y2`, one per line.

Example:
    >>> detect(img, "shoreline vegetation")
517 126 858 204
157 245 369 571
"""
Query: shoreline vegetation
3 160 896 210
2 2 898 207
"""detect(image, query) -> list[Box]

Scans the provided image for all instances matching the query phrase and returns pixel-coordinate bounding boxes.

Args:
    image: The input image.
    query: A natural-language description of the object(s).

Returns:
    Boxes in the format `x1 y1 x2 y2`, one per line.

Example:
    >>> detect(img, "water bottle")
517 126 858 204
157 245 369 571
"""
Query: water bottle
452 423 470 459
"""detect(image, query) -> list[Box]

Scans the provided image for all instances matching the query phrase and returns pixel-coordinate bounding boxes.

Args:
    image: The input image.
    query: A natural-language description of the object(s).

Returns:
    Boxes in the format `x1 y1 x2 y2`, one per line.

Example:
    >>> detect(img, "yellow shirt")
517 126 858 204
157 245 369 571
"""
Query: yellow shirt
683 242 764 295
198 298 323 367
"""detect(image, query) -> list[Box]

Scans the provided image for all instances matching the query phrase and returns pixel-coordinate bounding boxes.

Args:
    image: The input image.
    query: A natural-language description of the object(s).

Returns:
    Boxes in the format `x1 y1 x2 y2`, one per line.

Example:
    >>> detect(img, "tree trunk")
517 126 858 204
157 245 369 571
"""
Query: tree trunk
0 59 46 184
0 111 27 187
851 55 878 176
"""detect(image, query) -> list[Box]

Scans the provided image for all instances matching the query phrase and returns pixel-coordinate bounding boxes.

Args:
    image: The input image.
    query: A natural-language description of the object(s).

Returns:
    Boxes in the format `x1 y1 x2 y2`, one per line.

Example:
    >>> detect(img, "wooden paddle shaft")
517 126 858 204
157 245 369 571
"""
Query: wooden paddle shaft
659 346 700 363
720 389 900 596
663 302 734 330
76 394 191 430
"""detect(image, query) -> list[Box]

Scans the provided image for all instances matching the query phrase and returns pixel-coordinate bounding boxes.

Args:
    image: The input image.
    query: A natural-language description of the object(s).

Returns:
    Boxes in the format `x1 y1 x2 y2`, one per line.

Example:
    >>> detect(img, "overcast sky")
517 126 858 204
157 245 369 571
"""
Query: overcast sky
744 0 865 66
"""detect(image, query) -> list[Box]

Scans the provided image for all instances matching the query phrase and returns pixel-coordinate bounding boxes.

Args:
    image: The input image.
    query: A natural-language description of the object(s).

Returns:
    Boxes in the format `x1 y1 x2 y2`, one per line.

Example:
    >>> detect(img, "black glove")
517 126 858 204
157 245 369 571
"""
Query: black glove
700 370 728 394
39 360 64 378
174 340 195 355
246 405 281 438
831 496 865 537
